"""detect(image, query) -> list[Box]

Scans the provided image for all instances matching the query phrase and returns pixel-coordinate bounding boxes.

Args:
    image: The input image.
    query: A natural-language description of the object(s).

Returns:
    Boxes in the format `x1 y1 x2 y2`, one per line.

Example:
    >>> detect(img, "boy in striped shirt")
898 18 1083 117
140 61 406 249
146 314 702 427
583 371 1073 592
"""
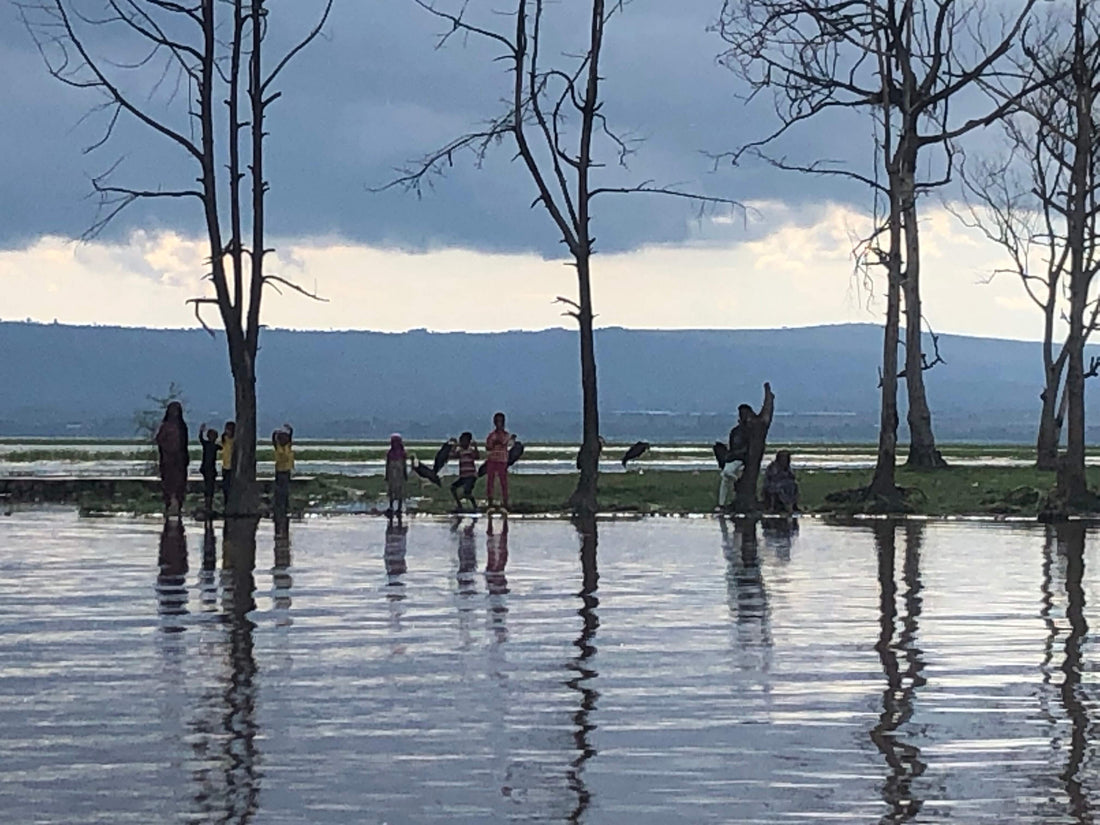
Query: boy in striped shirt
450 431 479 512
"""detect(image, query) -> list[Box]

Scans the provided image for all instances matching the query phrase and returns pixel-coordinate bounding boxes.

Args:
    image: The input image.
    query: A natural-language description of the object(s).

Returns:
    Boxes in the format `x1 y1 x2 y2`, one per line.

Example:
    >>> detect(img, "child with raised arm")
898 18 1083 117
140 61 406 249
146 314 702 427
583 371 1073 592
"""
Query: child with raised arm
450 431 479 512
485 412 512 511
272 423 294 523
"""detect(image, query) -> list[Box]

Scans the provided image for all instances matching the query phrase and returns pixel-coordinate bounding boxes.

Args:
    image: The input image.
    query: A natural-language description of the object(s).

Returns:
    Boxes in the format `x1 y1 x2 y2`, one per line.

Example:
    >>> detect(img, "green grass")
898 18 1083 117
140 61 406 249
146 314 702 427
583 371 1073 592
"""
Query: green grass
54 464 1100 518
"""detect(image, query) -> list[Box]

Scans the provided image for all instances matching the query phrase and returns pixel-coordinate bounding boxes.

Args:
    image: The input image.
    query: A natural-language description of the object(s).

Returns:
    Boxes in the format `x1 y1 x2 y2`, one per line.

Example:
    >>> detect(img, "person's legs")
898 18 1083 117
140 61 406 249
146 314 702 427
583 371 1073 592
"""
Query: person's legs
487 463 507 508
486 466 498 506
274 470 290 520
463 477 477 508
451 477 464 509
499 467 509 508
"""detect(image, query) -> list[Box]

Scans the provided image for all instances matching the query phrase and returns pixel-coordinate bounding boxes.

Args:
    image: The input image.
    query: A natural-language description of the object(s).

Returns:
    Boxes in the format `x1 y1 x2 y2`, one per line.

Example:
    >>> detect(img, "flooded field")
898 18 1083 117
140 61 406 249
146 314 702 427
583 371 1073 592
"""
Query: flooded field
1 511 1097 823
0 440 1087 477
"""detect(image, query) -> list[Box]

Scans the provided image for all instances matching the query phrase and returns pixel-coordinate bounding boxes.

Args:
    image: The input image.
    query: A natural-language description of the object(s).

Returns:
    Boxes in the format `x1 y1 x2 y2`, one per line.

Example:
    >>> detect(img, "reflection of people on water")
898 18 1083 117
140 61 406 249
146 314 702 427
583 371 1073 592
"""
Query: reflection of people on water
384 519 408 579
156 519 189 627
198 519 218 612
454 517 478 582
273 524 293 621
486 513 509 581
485 513 509 643
761 517 798 562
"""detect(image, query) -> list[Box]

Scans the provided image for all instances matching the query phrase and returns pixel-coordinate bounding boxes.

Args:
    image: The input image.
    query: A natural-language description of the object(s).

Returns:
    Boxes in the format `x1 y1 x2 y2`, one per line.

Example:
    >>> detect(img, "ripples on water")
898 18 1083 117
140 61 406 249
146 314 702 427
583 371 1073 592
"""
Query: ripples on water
0 512 1098 823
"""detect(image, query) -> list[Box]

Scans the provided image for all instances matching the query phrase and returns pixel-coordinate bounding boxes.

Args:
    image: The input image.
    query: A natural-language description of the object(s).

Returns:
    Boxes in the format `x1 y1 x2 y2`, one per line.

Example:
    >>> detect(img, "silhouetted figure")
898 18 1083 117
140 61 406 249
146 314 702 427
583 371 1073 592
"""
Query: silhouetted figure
155 401 189 517
718 405 752 510
621 440 649 468
411 457 442 487
386 434 409 516
763 450 799 513
198 423 219 515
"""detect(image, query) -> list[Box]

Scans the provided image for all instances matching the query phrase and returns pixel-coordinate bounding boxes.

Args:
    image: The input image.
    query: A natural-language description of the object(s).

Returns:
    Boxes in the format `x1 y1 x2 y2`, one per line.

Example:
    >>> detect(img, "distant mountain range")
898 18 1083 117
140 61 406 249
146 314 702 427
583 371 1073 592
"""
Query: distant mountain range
0 321 1094 442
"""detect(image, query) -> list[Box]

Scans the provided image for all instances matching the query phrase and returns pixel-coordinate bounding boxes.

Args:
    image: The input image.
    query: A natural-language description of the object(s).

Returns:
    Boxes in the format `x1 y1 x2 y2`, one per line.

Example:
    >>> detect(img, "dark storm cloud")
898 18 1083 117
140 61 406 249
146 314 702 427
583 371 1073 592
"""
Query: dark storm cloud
1 1 891 255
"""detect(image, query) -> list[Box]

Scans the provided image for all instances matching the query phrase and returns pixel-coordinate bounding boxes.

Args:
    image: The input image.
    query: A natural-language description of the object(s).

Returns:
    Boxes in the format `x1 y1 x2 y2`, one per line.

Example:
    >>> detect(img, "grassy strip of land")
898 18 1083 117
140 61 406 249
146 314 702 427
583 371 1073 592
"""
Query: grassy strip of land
52 465 1100 518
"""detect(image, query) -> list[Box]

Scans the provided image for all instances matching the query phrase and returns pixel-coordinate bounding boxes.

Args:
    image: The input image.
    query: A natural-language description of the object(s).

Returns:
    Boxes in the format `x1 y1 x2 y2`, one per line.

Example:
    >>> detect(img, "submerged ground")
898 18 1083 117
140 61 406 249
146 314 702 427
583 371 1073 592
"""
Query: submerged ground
1 511 1097 823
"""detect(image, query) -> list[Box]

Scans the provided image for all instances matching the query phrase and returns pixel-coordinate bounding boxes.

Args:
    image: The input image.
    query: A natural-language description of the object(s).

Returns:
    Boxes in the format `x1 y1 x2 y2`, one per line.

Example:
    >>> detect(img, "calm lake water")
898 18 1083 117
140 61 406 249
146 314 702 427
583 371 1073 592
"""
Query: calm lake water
1 511 1097 823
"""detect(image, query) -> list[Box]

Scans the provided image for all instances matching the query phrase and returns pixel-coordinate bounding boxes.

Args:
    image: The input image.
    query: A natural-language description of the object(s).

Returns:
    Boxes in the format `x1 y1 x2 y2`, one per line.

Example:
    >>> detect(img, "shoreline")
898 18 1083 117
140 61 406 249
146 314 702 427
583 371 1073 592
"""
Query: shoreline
6 466 1100 520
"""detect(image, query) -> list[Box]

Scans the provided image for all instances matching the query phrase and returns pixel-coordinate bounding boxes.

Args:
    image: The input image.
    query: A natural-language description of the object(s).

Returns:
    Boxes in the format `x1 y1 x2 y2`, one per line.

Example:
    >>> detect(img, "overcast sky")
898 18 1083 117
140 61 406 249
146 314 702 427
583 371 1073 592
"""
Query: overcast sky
0 0 1051 340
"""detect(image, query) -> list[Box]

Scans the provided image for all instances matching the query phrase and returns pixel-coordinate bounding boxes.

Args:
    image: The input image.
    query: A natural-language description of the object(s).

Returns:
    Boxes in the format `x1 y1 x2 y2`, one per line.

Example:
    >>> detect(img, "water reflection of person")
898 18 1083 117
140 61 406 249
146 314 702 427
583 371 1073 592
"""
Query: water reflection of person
452 516 478 649
1052 523 1092 820
190 518 260 823
198 518 218 613
869 520 926 822
720 516 772 652
761 516 798 563
273 521 293 624
156 519 189 631
384 517 409 643
485 512 509 643
566 514 600 824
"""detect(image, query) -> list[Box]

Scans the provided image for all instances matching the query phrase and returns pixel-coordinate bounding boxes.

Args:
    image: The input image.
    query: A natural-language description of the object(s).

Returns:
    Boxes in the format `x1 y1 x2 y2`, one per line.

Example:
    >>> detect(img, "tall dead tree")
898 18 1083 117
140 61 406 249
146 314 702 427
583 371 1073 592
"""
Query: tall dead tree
23 0 331 516
388 0 737 516
955 51 1100 474
718 0 1038 498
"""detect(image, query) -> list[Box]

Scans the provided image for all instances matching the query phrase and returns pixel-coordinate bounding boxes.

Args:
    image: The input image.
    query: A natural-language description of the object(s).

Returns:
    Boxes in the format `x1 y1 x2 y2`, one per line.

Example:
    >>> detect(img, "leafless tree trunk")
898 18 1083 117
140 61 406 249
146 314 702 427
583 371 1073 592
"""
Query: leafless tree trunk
733 382 775 512
718 0 1038 499
388 0 738 516
23 0 331 516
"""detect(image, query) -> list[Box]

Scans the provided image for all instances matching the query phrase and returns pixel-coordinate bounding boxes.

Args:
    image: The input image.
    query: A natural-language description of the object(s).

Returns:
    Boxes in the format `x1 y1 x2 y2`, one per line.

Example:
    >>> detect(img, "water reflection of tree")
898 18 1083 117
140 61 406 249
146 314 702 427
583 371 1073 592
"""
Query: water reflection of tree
720 517 772 651
1053 523 1092 821
189 518 261 823
870 521 926 823
566 514 600 824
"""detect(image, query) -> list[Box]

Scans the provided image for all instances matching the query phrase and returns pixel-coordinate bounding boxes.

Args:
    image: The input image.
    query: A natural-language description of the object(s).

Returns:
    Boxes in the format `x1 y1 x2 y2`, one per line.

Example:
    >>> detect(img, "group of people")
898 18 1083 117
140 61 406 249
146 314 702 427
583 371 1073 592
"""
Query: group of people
155 400 797 520
716 403 799 514
383 411 516 518
154 402 293 518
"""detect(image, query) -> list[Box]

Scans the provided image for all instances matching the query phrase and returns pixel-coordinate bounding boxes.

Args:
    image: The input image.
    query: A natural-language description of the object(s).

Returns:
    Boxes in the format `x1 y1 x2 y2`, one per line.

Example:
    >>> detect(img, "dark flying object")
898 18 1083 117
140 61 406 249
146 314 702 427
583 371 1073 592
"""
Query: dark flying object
478 439 525 476
713 441 728 469
621 440 650 467
433 439 456 474
412 458 442 486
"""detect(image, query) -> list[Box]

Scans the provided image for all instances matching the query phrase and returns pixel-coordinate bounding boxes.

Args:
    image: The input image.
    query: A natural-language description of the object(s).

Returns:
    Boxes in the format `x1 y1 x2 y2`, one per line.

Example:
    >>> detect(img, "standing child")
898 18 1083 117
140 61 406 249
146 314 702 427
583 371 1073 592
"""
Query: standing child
272 423 294 524
450 431 480 512
485 412 513 511
385 433 408 519
198 423 220 515
220 421 236 507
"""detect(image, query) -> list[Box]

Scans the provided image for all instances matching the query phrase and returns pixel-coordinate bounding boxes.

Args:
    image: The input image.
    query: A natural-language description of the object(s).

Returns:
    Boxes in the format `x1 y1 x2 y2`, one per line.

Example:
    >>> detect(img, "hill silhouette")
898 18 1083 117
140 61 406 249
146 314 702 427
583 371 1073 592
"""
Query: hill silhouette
0 321 1090 442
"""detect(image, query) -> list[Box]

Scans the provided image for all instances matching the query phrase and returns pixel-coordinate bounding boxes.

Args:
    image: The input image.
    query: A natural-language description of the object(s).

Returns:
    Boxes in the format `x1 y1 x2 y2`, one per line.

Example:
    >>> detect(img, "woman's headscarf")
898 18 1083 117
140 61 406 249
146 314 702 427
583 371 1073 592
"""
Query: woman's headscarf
387 433 406 463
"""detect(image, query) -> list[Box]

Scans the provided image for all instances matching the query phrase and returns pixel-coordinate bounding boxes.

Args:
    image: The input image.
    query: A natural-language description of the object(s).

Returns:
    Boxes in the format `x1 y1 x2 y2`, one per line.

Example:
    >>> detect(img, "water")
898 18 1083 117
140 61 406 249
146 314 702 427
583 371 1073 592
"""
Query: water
0 511 1097 823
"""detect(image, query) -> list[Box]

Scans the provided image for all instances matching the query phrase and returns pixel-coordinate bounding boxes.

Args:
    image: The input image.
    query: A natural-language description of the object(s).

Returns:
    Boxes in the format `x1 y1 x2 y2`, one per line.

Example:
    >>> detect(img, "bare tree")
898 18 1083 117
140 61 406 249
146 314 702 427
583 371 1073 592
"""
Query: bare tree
386 0 739 516
718 0 1038 500
954 73 1100 473
22 0 332 516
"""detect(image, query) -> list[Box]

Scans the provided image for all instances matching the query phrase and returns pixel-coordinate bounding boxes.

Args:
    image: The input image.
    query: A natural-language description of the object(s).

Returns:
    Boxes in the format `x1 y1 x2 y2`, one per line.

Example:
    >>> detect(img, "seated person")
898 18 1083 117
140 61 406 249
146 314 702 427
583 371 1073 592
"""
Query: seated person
763 450 799 513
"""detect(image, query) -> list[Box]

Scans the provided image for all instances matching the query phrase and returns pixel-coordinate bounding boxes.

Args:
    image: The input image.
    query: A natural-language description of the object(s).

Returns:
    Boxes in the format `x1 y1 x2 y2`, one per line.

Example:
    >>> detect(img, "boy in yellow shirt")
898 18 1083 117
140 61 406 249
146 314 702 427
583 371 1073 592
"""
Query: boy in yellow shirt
273 424 294 523
220 421 235 507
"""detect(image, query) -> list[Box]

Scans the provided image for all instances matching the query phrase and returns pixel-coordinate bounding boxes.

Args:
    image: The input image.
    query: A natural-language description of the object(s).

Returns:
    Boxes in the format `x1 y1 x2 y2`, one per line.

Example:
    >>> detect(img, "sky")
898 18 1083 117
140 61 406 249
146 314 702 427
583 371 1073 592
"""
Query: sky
0 0 1051 340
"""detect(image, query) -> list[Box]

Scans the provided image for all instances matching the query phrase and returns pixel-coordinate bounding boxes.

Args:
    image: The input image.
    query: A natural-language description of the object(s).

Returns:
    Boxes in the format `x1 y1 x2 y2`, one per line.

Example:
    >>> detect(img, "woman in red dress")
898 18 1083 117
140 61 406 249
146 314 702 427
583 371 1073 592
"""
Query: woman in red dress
154 401 190 516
